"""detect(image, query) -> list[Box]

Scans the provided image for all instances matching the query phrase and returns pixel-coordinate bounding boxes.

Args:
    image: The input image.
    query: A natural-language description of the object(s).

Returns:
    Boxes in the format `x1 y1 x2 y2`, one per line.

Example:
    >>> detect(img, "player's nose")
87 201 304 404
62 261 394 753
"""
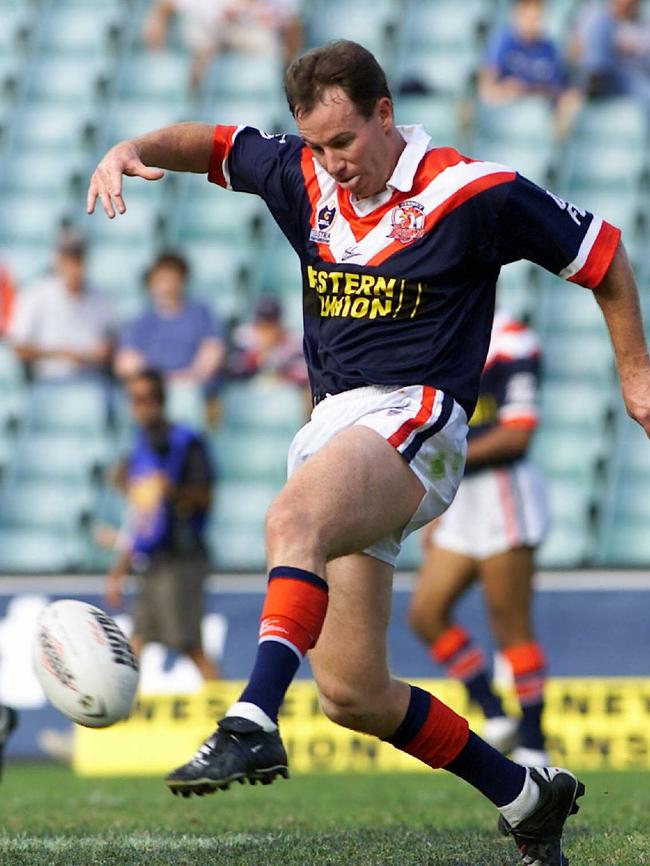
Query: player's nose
323 150 346 178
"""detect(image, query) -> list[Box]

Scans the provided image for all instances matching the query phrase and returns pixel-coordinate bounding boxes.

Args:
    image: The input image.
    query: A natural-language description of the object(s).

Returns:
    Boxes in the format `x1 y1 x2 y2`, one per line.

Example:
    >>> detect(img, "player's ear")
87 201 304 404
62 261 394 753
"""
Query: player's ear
376 97 394 131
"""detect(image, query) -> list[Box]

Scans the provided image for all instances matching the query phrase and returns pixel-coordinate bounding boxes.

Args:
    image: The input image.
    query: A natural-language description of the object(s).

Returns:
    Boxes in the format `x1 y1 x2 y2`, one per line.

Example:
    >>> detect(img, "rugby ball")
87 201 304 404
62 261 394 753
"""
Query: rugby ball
33 600 139 728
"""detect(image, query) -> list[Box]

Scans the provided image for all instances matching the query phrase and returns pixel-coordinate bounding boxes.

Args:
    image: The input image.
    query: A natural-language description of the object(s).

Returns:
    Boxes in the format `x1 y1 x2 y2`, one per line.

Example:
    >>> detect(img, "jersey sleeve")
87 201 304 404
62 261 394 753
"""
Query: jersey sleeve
493 174 621 289
207 124 304 210
498 357 540 430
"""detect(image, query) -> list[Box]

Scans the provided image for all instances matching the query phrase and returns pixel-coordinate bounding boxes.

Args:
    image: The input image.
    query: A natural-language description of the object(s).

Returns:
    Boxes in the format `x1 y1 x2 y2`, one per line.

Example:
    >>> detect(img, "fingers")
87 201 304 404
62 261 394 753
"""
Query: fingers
87 147 165 218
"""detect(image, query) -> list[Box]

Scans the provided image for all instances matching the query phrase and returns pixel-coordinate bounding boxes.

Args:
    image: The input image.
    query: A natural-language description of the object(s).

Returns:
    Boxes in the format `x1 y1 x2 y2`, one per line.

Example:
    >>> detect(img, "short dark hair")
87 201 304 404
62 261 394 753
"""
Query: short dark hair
284 40 392 120
128 368 166 405
145 250 190 284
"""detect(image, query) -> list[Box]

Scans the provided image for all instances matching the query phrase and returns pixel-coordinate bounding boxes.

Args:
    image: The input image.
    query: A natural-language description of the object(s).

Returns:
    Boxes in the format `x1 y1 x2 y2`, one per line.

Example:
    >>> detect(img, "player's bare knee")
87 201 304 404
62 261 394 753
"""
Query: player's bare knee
317 677 390 733
265 498 323 561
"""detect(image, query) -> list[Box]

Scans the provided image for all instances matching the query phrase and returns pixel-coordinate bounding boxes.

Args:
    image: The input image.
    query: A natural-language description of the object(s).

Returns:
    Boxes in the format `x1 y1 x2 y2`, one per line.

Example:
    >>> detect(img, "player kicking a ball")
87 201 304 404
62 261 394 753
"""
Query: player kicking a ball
88 40 650 866
410 310 551 766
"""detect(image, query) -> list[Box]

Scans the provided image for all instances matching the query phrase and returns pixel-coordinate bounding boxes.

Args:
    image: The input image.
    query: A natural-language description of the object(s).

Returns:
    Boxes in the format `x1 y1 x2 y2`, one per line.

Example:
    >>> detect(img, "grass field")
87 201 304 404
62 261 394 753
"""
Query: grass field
2 764 649 865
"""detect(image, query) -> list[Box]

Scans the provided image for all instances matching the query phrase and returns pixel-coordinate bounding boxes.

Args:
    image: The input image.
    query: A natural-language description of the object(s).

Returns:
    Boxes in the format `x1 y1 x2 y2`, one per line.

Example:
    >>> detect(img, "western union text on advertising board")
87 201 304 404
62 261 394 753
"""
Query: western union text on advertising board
74 678 650 776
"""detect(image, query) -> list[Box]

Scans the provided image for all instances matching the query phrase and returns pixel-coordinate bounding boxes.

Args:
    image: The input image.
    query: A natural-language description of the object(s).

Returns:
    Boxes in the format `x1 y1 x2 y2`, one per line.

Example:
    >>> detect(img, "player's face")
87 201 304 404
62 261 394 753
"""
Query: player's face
128 381 164 428
296 88 397 200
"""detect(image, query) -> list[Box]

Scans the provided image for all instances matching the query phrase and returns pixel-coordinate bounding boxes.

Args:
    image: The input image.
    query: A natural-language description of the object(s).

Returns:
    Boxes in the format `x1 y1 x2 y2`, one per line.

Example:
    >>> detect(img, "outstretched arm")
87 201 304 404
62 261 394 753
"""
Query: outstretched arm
87 122 214 218
593 242 650 435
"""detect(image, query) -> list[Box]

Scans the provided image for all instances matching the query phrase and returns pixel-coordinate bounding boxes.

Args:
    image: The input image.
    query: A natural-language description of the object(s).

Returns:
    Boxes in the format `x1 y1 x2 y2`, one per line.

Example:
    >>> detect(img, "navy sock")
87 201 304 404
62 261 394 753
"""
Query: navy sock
444 731 526 807
238 640 301 723
519 702 545 751
236 567 328 724
465 672 506 719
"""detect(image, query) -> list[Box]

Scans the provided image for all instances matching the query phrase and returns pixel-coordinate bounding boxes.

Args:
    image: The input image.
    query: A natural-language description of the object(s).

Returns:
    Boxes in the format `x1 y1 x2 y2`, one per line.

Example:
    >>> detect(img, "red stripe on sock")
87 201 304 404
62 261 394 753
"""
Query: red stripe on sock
260 575 328 652
447 646 486 681
502 642 546 677
431 625 469 664
400 693 470 768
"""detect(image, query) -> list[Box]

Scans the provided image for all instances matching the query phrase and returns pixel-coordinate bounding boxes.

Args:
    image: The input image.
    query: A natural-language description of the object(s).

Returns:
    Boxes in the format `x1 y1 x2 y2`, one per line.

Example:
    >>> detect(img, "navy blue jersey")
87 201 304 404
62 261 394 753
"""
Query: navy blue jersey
468 309 540 441
208 123 620 416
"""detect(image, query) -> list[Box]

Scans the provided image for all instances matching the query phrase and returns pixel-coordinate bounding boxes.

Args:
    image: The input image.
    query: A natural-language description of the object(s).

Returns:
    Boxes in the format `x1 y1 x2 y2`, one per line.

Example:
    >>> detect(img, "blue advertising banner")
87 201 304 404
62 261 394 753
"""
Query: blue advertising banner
2 572 650 762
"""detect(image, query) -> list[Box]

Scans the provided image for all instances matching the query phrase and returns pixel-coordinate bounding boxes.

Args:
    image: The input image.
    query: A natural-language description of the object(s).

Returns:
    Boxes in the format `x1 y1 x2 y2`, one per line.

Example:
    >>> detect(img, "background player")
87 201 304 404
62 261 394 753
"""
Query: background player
87 40 650 866
410 309 550 766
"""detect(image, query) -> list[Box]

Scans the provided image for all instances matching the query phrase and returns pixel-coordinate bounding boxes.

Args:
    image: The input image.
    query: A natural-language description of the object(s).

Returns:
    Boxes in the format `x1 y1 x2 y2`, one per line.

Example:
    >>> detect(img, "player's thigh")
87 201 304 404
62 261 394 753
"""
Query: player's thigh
310 552 394 702
268 425 425 561
479 546 535 645
409 545 477 634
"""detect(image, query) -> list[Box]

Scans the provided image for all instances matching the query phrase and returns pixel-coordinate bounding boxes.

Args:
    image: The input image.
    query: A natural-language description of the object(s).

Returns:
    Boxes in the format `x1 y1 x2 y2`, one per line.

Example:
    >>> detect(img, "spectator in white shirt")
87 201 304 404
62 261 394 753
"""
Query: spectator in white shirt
8 230 115 382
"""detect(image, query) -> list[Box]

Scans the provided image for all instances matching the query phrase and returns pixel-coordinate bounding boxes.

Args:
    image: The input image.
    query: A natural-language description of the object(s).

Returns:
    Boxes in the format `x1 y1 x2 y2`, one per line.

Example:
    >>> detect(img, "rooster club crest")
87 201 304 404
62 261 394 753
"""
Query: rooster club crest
310 203 337 244
389 200 426 244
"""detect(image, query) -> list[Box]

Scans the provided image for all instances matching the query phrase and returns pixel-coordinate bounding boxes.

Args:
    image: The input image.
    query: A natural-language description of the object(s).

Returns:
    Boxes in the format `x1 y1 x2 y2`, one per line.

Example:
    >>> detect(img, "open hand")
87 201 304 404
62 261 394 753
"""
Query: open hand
87 140 165 219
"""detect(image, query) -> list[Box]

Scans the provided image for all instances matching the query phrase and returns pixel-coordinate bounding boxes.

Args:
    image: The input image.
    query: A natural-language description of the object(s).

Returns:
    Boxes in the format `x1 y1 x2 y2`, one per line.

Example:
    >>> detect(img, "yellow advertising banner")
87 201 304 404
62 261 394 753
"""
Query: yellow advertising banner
74 678 650 776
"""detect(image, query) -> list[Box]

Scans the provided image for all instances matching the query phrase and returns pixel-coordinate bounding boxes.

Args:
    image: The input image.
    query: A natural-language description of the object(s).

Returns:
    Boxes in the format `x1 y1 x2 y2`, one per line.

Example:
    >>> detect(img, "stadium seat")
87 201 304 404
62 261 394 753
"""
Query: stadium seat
0 479 94 531
496 260 536 321
206 53 284 101
208 522 266 572
538 381 612 435
220 380 306 434
86 195 162 246
262 239 303 296
401 0 487 51
27 56 109 105
474 98 555 147
0 243 51 288
573 98 648 148
212 429 292 482
41 8 122 58
541 332 614 384
12 104 91 151
181 240 248 319
0 527 85 573
86 242 155 298
212 480 280 525
175 190 264 245
200 96 285 134
536 476 594 567
396 47 477 98
166 382 205 429
530 427 604 492
564 140 646 193
106 102 189 144
394 95 460 147
2 150 85 196
476 140 554 186
121 51 191 102
25 381 111 435
0 193 66 245
311 0 395 63
10 431 111 484
538 279 610 334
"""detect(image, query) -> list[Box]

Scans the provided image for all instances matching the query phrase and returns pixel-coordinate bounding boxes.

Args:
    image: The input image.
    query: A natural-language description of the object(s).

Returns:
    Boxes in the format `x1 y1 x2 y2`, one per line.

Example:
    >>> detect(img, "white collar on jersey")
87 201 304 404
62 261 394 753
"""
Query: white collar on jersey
348 124 432 216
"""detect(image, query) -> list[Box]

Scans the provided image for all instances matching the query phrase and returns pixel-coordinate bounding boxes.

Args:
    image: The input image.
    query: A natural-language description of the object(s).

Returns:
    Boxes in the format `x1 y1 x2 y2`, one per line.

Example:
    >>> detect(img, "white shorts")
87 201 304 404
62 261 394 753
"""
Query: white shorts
433 460 550 560
287 385 468 567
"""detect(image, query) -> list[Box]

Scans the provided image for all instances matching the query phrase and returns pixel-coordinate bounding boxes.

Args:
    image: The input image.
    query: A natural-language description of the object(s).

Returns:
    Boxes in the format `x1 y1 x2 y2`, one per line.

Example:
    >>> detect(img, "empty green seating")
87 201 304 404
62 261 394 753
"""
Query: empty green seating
25 382 110 435
394 95 460 146
212 429 292 482
0 193 65 244
0 479 94 531
220 380 307 434
121 51 191 102
0 528 85 573
541 332 614 384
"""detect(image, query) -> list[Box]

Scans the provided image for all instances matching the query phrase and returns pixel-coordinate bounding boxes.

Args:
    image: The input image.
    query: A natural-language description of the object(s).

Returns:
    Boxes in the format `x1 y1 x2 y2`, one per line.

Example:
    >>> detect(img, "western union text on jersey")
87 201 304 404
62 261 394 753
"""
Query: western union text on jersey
306 266 423 320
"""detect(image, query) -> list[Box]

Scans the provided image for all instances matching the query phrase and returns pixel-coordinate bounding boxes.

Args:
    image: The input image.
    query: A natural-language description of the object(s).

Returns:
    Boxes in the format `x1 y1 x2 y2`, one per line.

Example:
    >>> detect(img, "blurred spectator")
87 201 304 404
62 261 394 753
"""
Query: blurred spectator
0 265 16 338
227 295 308 388
144 0 303 90
105 369 219 680
7 230 115 382
572 0 650 110
479 0 566 104
114 250 226 396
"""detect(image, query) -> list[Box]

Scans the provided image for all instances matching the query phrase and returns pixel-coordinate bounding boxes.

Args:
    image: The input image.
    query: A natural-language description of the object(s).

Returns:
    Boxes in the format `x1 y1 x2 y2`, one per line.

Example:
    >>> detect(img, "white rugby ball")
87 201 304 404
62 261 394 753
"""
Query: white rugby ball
33 600 139 728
